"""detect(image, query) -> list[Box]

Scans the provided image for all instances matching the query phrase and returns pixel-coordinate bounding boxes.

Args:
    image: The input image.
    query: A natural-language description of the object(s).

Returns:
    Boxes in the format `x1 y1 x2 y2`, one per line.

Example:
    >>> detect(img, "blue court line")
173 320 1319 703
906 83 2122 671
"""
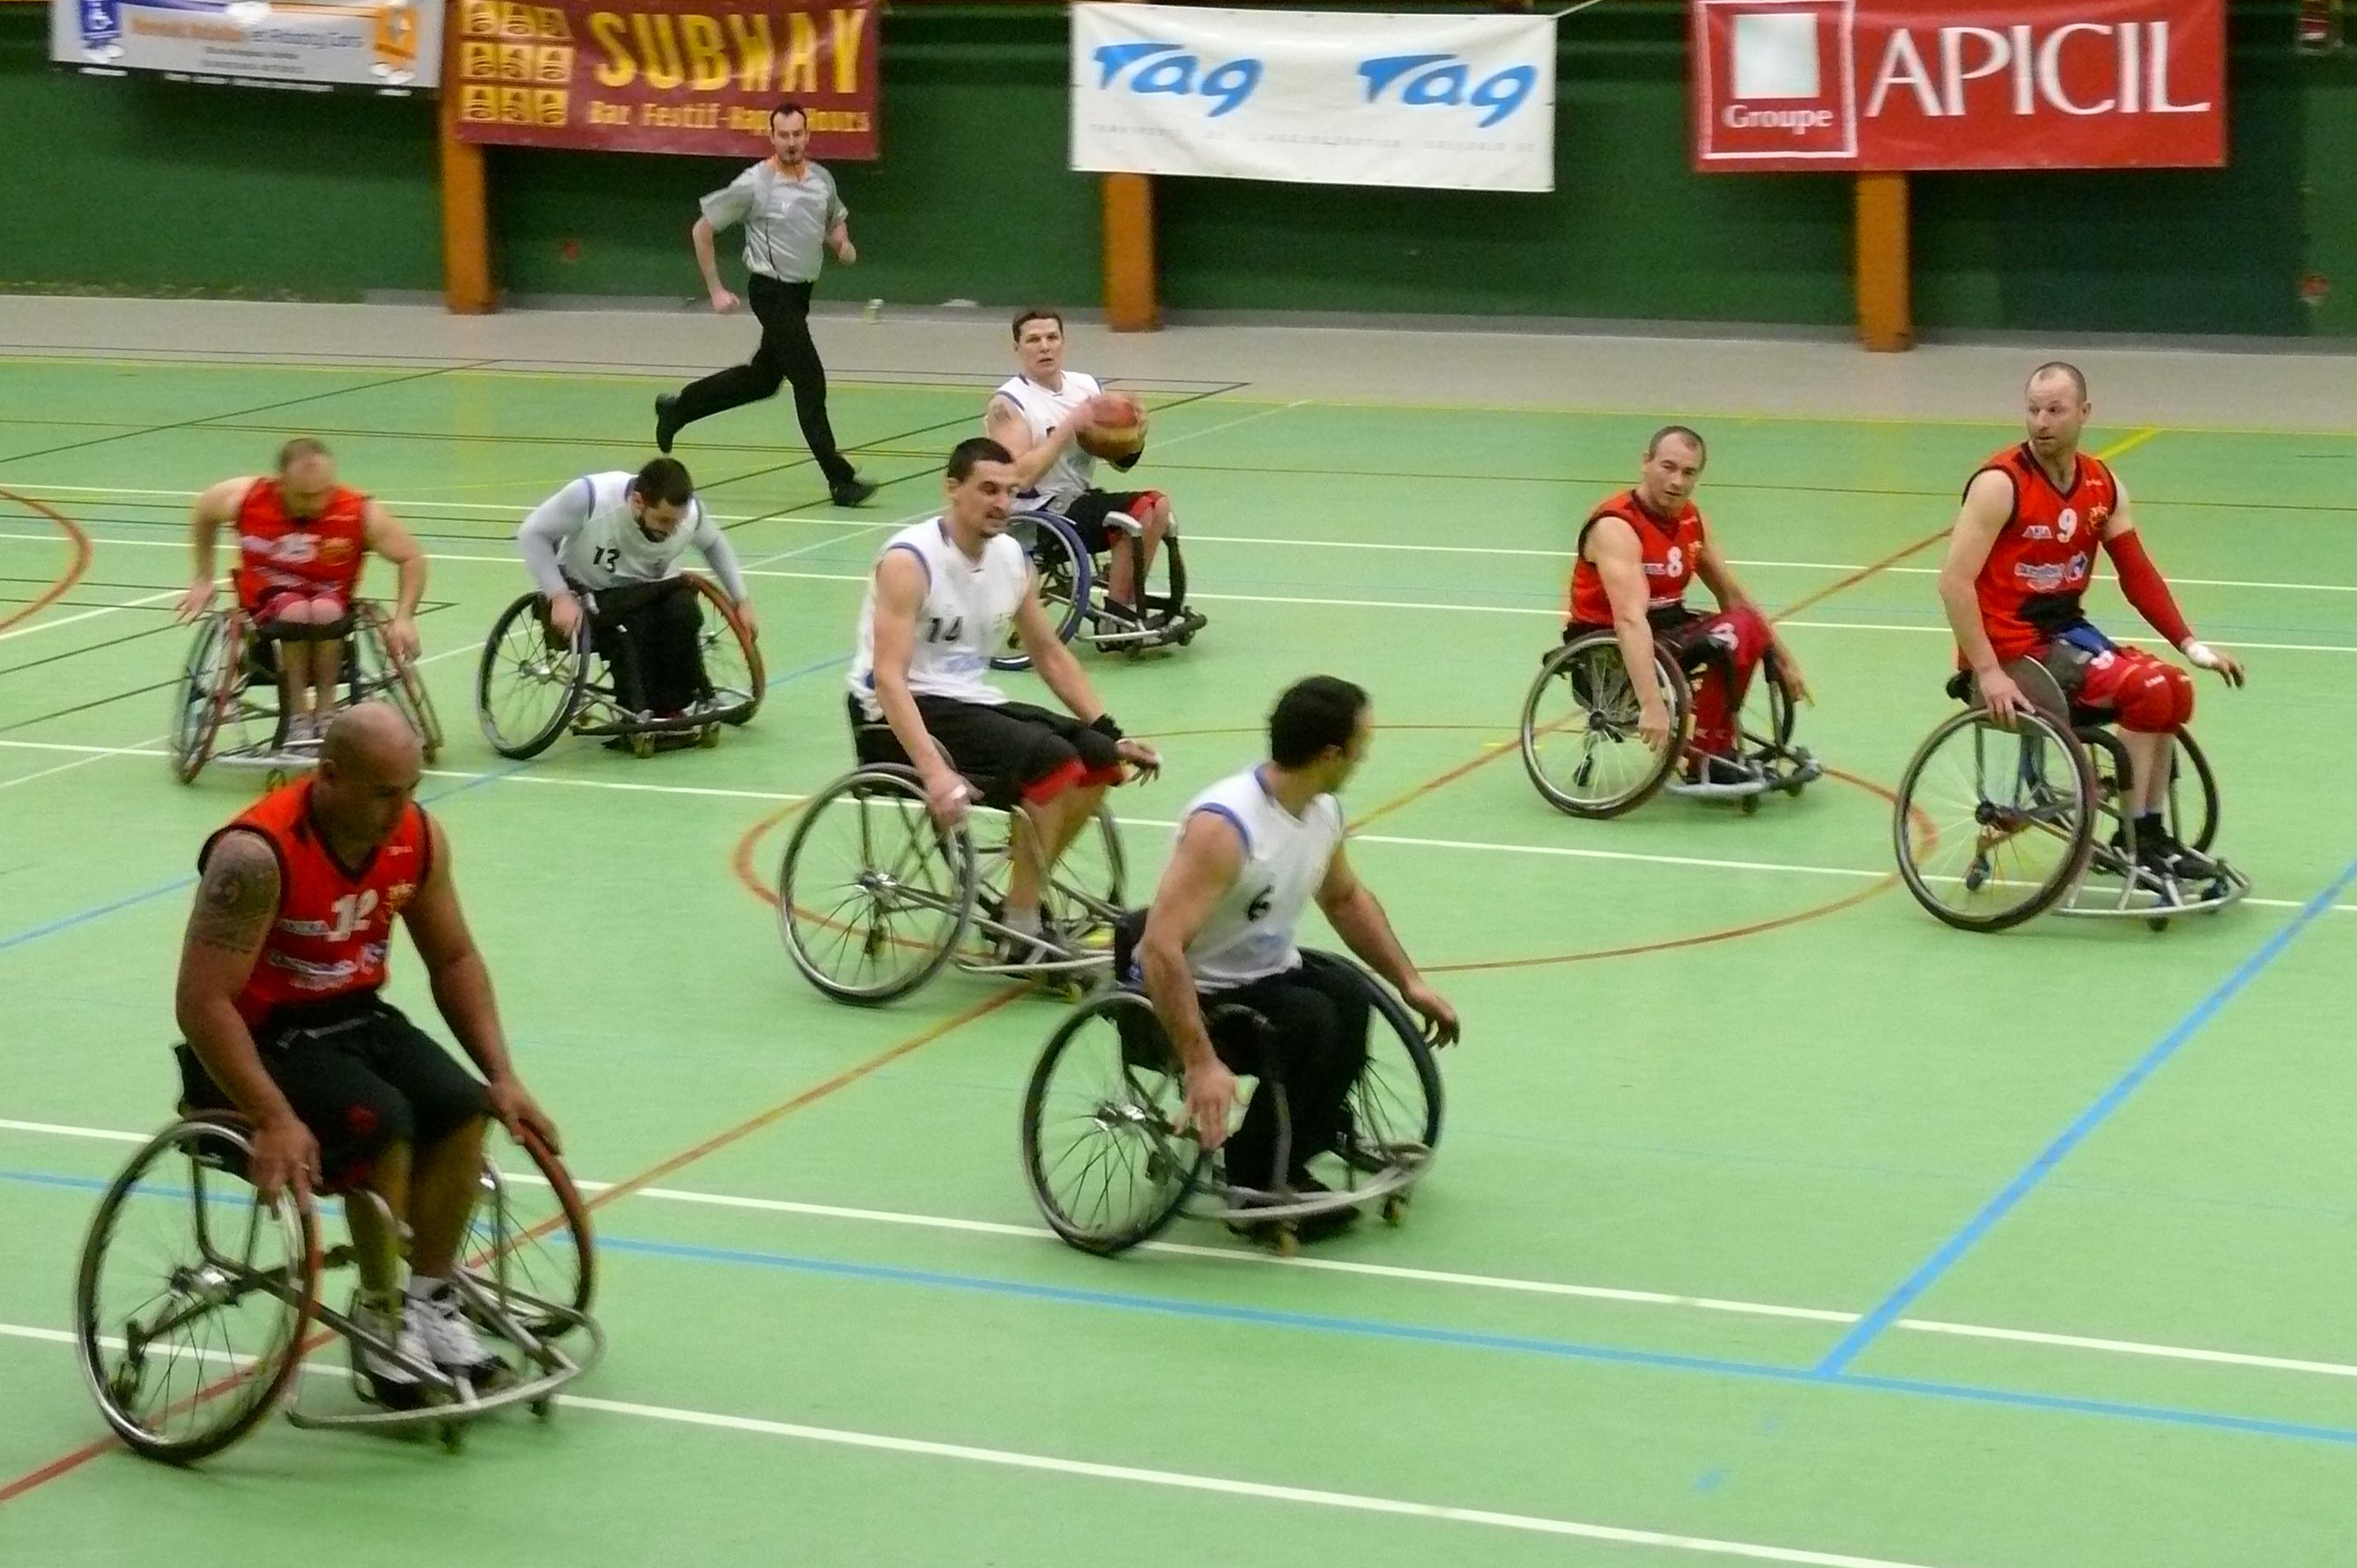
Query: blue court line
1813 848 2357 1379
12 1165 2357 1451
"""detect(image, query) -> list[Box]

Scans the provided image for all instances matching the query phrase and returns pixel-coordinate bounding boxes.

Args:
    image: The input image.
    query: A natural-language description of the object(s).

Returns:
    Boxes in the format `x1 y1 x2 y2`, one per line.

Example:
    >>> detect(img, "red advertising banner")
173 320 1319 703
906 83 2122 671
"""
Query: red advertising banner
449 0 878 159
1691 0 2223 171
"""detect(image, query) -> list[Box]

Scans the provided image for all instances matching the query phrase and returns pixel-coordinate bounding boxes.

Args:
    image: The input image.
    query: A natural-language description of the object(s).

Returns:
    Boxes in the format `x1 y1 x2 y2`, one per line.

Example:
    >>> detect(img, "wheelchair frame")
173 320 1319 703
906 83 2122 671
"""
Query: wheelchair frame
775 763 1130 1005
168 601 442 784
474 572 764 760
1520 626 1820 819
1019 955 1445 1256
1891 657 2247 933
989 507 1207 674
75 1113 600 1462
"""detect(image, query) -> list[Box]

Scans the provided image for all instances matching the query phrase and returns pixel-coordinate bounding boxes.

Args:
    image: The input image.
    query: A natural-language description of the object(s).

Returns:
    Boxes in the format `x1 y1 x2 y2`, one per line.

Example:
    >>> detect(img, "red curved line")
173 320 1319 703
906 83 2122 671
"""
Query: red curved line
0 489 93 634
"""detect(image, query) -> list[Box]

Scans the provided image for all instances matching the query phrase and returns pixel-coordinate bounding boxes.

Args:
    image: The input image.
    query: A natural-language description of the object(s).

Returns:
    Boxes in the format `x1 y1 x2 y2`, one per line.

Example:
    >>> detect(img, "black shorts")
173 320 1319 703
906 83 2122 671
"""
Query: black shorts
1060 490 1160 554
177 996 489 1190
847 693 1121 810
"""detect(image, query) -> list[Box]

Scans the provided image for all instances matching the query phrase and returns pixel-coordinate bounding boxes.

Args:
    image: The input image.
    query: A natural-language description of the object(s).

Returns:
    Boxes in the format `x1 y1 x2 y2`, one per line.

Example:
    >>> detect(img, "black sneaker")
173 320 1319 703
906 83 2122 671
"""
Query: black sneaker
1227 1173 1362 1247
830 477 878 508
654 393 682 455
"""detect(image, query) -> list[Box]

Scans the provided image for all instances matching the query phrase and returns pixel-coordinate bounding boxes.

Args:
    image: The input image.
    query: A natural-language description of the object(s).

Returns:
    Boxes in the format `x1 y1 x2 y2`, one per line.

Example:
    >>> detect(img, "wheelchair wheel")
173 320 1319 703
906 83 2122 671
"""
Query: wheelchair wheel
1894 706 2095 932
1100 526 1197 648
349 603 441 761
1021 990 1205 1254
1520 632 1690 818
476 593 589 760
167 612 241 784
2080 725 2223 857
1328 955 1444 1176
991 513 1093 673
75 1118 318 1463
970 795 1127 960
778 766 978 1004
1740 648 1799 760
462 1126 595 1342
686 572 765 725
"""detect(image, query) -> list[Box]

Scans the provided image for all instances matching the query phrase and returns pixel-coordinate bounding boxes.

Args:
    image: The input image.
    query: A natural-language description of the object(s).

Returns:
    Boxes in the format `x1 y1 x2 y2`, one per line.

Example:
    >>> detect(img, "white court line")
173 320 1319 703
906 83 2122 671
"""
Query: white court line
4 1116 2353 1385
0 588 181 643
0 729 169 793
0 1321 1954 1568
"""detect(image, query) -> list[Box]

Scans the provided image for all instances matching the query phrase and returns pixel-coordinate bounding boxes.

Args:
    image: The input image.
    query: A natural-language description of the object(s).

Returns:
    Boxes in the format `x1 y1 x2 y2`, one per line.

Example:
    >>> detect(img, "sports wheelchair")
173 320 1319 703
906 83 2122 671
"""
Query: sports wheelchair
775 762 1129 1004
169 601 441 783
1020 950 1444 1257
1519 625 1819 818
75 1107 600 1462
989 507 1206 673
474 572 762 759
1891 657 2247 932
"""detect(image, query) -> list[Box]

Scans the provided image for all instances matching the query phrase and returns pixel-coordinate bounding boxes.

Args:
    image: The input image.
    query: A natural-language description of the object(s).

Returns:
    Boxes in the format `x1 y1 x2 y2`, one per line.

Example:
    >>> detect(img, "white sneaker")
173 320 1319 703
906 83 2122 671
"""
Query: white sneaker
349 1292 432 1408
408 1280 504 1385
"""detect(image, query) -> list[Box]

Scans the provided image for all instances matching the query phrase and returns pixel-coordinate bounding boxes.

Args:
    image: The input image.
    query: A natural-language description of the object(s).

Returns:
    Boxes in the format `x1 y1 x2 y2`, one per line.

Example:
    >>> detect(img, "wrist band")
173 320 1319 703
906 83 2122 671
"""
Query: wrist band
1090 714 1123 741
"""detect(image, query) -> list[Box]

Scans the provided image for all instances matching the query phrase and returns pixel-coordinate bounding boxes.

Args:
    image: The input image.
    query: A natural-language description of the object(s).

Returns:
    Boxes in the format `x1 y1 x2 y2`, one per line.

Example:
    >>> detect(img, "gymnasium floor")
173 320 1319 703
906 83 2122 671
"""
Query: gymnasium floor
3 303 2354 1566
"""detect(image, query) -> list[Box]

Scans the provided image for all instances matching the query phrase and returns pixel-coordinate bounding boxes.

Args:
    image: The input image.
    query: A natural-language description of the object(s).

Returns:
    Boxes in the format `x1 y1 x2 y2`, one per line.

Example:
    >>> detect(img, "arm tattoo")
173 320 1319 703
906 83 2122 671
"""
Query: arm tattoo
189 836 279 954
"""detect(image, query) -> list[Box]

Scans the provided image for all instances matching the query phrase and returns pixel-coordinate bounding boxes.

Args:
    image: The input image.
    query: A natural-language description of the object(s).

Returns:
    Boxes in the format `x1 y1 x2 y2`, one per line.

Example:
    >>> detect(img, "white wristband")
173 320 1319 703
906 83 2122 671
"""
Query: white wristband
2182 639 2214 665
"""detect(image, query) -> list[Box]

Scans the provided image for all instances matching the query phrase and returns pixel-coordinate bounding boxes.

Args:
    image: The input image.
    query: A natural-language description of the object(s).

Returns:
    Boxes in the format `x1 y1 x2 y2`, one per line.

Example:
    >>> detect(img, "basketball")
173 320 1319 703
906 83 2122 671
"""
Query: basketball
1077 391 1146 462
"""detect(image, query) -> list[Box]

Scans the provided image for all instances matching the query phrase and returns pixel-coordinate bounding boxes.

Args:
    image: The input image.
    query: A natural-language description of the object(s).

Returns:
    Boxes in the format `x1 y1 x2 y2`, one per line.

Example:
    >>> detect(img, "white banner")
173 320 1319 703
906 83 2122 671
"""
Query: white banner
51 0 440 93
1071 4 1555 192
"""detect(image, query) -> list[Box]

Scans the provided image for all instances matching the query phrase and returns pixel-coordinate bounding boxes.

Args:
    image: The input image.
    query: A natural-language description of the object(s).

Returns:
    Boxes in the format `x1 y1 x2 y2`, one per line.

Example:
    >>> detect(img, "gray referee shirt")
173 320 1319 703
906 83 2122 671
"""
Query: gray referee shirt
699 159 848 285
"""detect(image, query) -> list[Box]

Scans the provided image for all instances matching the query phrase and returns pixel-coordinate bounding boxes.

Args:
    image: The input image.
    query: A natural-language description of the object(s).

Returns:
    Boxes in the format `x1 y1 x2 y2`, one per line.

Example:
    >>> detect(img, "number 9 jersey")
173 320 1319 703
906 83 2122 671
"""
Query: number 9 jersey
201 777 433 1030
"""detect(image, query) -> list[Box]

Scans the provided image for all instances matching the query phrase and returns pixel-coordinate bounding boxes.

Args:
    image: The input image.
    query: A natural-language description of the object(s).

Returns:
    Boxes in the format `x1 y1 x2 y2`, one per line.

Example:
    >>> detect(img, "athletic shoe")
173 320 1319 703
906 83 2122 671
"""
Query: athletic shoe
829 477 878 508
349 1292 433 1409
408 1280 505 1387
654 393 682 455
1227 1174 1362 1247
1681 750 1762 789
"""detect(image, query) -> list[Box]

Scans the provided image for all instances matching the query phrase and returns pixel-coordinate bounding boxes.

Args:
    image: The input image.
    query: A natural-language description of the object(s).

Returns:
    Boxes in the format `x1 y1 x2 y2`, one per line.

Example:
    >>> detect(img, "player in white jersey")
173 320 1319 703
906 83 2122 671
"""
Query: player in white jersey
984 307 1174 619
849 437 1161 953
1135 677 1459 1240
515 457 755 734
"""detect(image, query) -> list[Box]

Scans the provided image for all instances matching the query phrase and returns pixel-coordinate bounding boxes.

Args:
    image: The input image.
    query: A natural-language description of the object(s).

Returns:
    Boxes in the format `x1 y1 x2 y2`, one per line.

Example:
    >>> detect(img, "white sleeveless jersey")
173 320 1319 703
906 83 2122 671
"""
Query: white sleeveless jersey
992 371 1102 514
849 517 1030 718
553 471 715 588
1179 766 1345 991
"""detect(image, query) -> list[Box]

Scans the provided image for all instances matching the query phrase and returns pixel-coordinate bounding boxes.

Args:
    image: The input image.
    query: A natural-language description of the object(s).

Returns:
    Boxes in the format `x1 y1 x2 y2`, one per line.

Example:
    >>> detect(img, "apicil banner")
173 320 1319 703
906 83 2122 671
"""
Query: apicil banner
52 0 439 92
450 0 878 159
1691 0 2224 170
1071 4 1556 193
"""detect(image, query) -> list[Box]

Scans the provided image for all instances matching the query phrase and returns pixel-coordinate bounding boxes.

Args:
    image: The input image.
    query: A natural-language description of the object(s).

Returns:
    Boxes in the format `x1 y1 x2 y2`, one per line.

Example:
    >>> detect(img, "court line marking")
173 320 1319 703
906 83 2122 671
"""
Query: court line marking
0 588 181 644
0 490 92 635
1815 847 2357 1377
8 1117 2356 1385
0 1325 1960 1568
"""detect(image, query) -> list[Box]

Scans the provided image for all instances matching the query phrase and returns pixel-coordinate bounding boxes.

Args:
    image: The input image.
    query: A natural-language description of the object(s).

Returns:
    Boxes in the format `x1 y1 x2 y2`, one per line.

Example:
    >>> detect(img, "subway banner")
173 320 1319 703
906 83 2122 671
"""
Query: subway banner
1071 4 1556 193
450 0 878 159
1691 0 2225 170
50 0 439 92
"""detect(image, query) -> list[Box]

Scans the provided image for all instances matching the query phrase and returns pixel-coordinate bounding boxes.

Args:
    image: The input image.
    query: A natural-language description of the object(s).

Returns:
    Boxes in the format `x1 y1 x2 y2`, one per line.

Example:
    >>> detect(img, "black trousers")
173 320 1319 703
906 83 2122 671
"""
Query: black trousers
589 577 707 714
1205 952 1371 1192
671 273 854 488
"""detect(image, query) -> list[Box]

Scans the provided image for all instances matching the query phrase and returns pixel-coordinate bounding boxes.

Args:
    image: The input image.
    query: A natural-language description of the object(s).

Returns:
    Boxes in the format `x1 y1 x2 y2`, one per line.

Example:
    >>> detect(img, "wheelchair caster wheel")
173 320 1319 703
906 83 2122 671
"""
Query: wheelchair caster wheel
1739 792 1760 817
531 1396 554 1421
1382 1194 1409 1227
2147 916 2171 933
696 724 719 750
441 1422 465 1454
265 768 290 791
627 733 655 760
1271 1226 1300 1259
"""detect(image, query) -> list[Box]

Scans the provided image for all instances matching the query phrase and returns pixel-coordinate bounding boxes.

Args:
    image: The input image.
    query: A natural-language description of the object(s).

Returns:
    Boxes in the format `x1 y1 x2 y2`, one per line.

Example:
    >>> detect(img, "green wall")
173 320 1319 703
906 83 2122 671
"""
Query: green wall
1 2 2351 337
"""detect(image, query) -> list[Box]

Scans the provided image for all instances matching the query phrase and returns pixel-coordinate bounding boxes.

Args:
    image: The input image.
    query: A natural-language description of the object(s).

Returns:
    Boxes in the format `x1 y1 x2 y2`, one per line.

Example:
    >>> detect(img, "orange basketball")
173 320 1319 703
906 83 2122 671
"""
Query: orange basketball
1077 391 1146 462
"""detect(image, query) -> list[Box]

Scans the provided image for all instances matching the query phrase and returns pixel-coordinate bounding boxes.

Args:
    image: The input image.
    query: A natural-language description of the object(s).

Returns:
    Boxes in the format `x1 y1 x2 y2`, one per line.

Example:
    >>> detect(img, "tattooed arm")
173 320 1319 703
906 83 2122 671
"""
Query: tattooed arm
174 829 316 1202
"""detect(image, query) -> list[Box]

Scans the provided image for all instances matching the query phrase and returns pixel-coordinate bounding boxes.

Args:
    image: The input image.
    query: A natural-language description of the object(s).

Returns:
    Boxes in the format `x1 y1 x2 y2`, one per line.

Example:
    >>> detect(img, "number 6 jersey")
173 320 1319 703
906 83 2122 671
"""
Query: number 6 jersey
1178 766 1345 991
203 777 431 1029
849 516 1031 720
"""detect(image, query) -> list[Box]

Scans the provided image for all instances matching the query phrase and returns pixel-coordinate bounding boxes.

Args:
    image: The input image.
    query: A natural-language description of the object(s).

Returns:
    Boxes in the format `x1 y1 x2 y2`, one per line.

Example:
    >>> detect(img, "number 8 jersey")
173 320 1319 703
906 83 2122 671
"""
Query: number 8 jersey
203 777 432 1029
849 516 1031 720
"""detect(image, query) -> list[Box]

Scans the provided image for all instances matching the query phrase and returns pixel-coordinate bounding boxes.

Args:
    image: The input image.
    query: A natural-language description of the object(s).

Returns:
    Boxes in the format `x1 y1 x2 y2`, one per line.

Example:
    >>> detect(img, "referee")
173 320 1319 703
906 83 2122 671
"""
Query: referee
655 100 876 509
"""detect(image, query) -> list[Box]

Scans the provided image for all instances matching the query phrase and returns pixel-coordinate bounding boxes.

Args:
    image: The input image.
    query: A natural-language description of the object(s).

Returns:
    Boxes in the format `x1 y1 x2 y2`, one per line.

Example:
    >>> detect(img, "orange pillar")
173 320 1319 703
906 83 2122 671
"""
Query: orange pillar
1101 173 1160 333
438 26 495 314
1855 172 1911 352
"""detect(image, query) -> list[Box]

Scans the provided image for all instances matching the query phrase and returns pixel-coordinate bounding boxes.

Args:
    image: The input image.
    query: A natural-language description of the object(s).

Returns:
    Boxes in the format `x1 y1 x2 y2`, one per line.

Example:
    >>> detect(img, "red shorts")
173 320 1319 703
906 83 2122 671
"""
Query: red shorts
247 585 351 628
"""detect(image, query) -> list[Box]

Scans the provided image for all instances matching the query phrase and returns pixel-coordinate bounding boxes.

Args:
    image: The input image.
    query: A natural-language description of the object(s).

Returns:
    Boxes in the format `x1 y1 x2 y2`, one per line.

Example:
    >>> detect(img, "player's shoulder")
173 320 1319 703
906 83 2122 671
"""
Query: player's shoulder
1066 370 1103 396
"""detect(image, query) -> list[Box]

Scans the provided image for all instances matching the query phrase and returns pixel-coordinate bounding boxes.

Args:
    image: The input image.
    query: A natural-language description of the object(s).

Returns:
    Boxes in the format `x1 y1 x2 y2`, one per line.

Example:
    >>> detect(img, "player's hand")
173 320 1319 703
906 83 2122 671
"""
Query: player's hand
923 767 971 828
249 1112 319 1210
1178 1059 1239 1149
1976 667 2028 725
486 1077 561 1156
832 235 857 264
383 614 420 664
1638 697 1673 753
1775 654 1812 705
2183 640 2246 689
547 592 583 641
733 599 759 640
1115 737 1160 780
708 287 742 314
177 578 217 622
1402 980 1460 1047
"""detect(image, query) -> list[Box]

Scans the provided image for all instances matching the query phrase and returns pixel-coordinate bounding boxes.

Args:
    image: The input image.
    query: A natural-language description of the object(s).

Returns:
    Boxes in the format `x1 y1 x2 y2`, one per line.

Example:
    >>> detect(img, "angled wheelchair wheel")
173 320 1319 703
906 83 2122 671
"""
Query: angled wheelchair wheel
990 513 1093 673
970 795 1128 961
1324 955 1444 1178
75 1118 319 1463
685 572 765 726
1022 990 1205 1255
476 593 589 760
462 1126 595 1343
348 603 441 761
1894 706 2095 932
2168 729 2221 854
1520 632 1690 818
167 612 241 784
1741 648 1799 759
778 766 978 1004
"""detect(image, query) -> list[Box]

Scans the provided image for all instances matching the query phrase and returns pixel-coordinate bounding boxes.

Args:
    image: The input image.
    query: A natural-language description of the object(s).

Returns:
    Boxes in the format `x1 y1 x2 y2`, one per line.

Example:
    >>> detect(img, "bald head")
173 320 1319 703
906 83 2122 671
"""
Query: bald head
314 703 424 849
322 701 420 776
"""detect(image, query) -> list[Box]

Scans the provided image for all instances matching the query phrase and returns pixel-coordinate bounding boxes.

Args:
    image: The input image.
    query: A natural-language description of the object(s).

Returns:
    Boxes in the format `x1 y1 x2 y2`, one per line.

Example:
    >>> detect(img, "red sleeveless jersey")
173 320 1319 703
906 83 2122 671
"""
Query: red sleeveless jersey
1568 490 1706 627
233 478 368 610
203 778 432 1029
1969 444 2119 662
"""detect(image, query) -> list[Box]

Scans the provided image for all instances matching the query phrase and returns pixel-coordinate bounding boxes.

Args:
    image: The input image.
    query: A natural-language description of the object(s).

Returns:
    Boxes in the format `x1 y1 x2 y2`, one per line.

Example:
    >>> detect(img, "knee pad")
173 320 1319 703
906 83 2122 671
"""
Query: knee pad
2114 662 2192 732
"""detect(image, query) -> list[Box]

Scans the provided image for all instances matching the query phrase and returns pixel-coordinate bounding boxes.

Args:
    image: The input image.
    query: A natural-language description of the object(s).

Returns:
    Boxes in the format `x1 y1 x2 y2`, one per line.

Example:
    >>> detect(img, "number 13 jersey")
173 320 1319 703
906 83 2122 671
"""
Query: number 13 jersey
849 516 1030 720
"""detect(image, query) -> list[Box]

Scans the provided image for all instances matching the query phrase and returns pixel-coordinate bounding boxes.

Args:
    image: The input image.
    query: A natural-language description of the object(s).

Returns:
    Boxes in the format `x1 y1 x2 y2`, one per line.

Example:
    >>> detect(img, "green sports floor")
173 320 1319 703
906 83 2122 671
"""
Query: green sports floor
2 330 2355 1567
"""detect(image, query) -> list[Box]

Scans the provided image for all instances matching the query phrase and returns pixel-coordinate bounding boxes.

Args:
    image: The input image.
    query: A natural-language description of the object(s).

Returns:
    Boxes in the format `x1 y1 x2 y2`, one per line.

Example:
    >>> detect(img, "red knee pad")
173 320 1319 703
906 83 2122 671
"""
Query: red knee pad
2114 662 2192 732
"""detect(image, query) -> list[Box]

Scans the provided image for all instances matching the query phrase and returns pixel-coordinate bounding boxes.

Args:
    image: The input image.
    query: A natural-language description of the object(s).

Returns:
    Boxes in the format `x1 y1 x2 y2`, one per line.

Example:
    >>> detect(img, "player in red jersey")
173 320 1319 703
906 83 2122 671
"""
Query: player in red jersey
174 702 558 1402
1566 425 1807 783
1938 363 2246 876
177 439 427 748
